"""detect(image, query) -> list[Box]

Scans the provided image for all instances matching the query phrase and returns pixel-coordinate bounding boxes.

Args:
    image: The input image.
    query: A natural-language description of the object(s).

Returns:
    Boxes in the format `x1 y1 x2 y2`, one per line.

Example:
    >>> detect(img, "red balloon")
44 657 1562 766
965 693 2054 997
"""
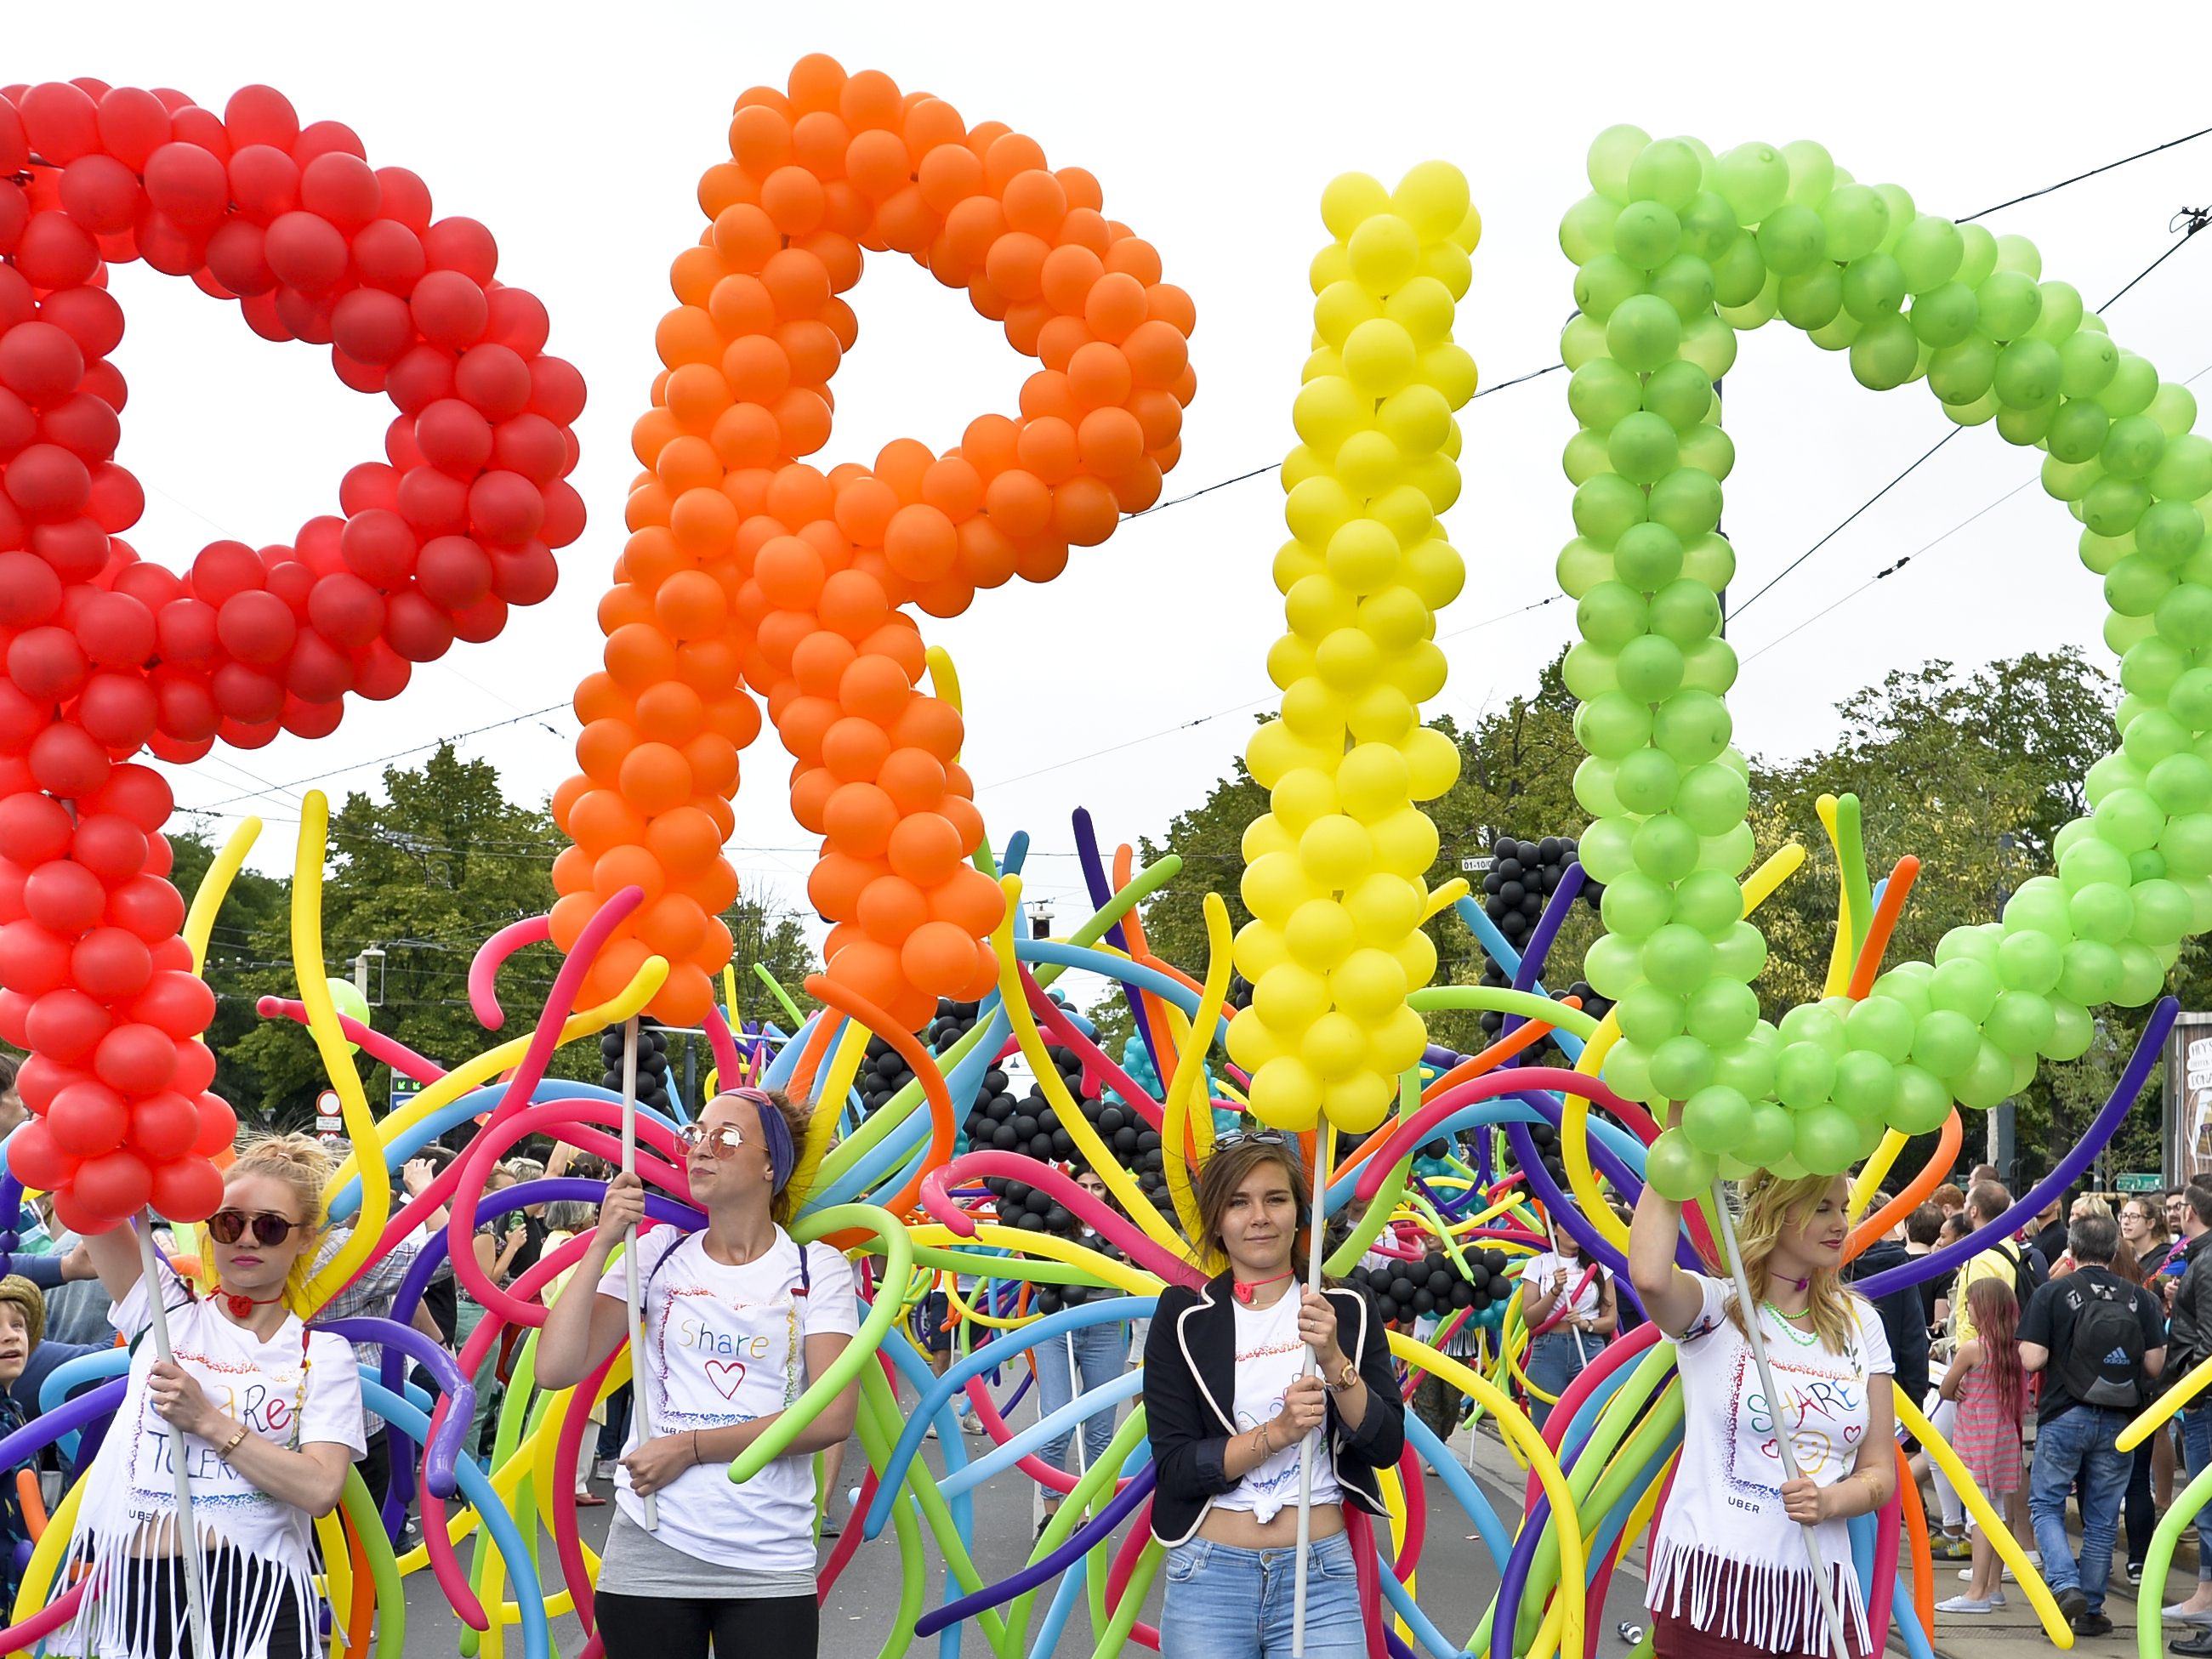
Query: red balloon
47 1079 127 1156
6 1120 72 1191
129 969 213 1039
48 1189 115 1240
88 763 172 831
105 874 185 944
172 1039 216 1097
151 1154 223 1223
22 860 105 933
0 796 71 866
410 270 486 348
0 922 71 996
128 1091 197 1160
0 321 85 404
71 813 149 883
25 990 109 1063
71 926 153 1000
92 1022 176 1094
27 721 111 797
71 1148 151 1219
14 1056 78 1117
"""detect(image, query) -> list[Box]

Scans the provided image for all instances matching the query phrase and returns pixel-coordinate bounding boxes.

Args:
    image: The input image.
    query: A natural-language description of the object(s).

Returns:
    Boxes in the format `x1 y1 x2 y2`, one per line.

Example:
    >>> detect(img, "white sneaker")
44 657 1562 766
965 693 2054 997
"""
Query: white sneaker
959 1412 983 1435
590 1458 617 1482
924 1423 938 1440
1959 1565 2020 1583
1936 1595 1995 1615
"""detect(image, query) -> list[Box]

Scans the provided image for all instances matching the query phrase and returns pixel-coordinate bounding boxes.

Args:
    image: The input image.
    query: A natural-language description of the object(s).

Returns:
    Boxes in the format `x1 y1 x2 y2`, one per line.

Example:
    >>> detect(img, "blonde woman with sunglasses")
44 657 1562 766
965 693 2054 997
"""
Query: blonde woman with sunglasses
538 1088 860 1659
67 1133 365 1659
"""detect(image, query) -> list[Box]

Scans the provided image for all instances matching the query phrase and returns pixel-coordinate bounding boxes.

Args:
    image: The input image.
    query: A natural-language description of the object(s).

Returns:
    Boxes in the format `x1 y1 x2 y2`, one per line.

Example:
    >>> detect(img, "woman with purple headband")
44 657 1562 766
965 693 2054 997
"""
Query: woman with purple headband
539 1088 861 1659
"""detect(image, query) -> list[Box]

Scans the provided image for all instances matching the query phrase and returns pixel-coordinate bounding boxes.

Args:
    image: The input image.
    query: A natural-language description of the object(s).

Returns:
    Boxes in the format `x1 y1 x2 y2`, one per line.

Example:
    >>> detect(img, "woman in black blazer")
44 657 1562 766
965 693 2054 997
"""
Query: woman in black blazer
1142 1133 1405 1659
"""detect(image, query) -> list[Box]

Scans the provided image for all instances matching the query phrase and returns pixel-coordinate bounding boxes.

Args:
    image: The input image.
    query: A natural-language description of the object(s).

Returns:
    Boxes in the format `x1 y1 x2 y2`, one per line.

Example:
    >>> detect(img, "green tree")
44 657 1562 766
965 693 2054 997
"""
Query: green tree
162 829 293 1118
721 885 823 1032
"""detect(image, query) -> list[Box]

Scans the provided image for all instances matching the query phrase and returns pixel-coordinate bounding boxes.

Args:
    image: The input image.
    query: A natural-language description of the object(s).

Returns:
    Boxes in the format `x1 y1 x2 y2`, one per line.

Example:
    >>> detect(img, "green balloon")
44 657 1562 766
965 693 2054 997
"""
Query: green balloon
2161 582 2212 649
1713 237 1768 308
1617 633 1686 701
1928 957 1999 1021
1908 283 1977 349
1556 537 1615 599
2123 708 2192 768
1648 579 1721 645
1696 821 1757 877
1832 1049 1895 1120
2121 636 2189 699
1601 871 1675 940
1603 1037 1654 1106
1733 1099 1793 1165
1652 254 1716 321
2099 352 2160 418
1568 358 1645 431
2116 940 2169 1005
2106 556 2173 616
1631 814 1699 881
1641 922 1714 986
2060 837 2132 891
1679 636 1739 696
1841 253 1907 321
2093 784 2166 852
1606 294 1682 372
2130 877 2194 946
1608 412 1680 483
2135 500 2203 566
1642 360 1716 429
1673 866 1746 935
1645 1129 1717 1202
1613 201 1682 271
1613 522 1686 591
1993 337 2062 409
1682 1083 1753 1155
1983 989 2056 1056
1777 268 1844 331
1976 270 2042 340
2046 400 2111 465
1850 315 1919 390
1677 191 1739 261
1777 1001 1845 1054
1572 474 1648 546
1584 930 1643 998
1891 1064 1954 1133
1615 980 1686 1043
1894 214 1964 291
1711 919 1769 983
1572 255 1646 326
1648 469 1725 537
2045 999 2095 1061
1713 1036 1778 1103
1627 139 1703 210
1649 1033 1718 1099
1793 1105 1862 1177
1927 338 1998 405
327 976 371 1055
1873 964 1935 1018
1912 1008 1980 1077
1774 1040 1836 1109
1714 143 1789 222
1577 819 1638 889
2150 433 2212 501
2084 476 2151 537
1651 690 1732 764
1685 978 1760 1047
1681 532 1737 592
2162 813 2212 878
1995 928 2064 994
1843 995 1916 1064
1614 747 1680 814
1954 1041 2014 1111
1576 582 1649 650
1577 691 1654 758
1572 755 1623 818
2103 413 2167 480
1819 185 1889 262
1756 203 1827 275
1672 762 1748 837
2056 939 2124 1005
1563 643 1619 701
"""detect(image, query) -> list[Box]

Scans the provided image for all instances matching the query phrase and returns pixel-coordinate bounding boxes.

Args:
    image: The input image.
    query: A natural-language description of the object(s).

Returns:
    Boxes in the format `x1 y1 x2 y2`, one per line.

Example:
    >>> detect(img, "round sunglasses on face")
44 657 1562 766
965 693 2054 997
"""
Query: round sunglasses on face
678 1123 748 1160
207 1209 309 1247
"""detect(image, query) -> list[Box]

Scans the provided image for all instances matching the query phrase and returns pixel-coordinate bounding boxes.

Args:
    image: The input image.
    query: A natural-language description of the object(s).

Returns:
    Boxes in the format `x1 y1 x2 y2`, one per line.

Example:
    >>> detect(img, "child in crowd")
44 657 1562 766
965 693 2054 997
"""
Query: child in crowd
1936 1278 2028 1616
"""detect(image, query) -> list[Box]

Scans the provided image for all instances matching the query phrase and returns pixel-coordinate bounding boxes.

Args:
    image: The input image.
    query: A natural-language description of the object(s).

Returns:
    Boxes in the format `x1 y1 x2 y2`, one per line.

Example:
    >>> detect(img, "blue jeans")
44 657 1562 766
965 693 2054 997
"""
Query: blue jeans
2029 1405 2133 1616
1160 1531 1364 1659
1524 1332 1590 1433
2184 1409 2212 1582
1036 1320 1129 1478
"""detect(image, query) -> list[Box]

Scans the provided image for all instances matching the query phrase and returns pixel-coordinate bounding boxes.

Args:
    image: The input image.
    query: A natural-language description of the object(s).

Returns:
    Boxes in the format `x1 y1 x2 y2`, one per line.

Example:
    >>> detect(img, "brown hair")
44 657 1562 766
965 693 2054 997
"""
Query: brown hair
700 1088 818 1226
1931 1183 1965 1212
0 1275 45 1351
1965 1180 2010 1224
1191 1137 1311 1275
220 1133 336 1310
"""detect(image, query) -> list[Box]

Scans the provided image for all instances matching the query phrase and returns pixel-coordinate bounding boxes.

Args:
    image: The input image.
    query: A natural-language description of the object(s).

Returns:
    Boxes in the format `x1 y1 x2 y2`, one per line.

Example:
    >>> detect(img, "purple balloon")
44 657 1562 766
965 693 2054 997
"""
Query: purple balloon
914 1463 1156 1638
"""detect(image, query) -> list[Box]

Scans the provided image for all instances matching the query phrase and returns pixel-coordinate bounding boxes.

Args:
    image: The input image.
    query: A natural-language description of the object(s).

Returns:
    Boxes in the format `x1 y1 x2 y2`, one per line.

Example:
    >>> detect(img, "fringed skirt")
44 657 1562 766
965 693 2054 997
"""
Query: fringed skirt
59 1534 315 1659
1646 1540 1872 1659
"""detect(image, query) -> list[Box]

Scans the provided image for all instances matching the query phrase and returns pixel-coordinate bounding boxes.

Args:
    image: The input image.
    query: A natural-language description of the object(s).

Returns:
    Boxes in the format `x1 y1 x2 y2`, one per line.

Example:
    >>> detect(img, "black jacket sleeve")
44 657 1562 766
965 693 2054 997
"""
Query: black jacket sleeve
1143 1289 1237 1504
1329 1287 1405 1469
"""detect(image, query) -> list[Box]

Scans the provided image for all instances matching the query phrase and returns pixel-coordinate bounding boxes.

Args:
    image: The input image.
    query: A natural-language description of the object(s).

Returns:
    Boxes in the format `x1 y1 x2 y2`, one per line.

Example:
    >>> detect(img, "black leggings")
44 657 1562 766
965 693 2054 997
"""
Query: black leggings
596 1591 817 1658
122 1549 307 1659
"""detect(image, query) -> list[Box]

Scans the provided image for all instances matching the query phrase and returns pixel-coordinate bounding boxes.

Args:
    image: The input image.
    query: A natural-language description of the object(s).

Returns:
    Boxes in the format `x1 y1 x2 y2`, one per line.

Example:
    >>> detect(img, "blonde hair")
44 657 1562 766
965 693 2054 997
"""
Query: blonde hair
217 1133 335 1310
1726 1171 1860 1355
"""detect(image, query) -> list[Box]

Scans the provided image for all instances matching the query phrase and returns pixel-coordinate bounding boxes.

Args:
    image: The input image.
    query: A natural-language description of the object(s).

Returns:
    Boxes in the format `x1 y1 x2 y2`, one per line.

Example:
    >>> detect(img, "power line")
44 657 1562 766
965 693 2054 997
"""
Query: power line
1962 125 2212 223
179 702 570 813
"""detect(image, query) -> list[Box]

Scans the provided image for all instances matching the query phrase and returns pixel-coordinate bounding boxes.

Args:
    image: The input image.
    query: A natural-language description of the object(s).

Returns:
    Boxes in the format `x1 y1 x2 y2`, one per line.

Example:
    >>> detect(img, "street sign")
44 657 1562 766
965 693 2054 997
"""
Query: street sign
390 1077 419 1114
2116 1172 2164 1193
1460 855 1494 873
314 1088 342 1133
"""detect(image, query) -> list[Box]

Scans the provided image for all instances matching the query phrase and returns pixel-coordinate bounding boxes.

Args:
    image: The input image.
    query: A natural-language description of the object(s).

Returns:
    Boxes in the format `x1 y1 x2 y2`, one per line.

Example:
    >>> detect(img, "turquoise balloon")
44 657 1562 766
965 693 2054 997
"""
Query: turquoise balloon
1681 1083 1753 1155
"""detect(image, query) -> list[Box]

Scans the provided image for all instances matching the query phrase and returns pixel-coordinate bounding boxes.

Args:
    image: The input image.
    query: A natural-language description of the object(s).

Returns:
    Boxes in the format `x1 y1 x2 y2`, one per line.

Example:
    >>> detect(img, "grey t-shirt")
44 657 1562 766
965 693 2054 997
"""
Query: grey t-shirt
598 1509 817 1599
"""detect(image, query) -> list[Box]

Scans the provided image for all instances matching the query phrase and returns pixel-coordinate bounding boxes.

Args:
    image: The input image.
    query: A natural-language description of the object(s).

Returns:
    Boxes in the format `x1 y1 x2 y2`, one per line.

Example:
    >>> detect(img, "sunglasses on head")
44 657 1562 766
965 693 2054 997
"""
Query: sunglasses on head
677 1122 748 1160
207 1209 309 1247
1214 1129 1295 1150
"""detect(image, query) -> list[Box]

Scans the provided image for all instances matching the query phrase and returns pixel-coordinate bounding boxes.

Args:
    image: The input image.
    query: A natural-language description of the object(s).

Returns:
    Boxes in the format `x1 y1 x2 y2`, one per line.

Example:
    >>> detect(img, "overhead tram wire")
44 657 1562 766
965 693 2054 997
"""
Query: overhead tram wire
1728 204 2212 624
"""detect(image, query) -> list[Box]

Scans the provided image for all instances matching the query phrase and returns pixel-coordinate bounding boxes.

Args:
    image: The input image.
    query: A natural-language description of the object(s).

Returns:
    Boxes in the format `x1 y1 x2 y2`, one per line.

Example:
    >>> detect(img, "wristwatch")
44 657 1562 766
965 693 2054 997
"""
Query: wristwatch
1325 1357 1360 1394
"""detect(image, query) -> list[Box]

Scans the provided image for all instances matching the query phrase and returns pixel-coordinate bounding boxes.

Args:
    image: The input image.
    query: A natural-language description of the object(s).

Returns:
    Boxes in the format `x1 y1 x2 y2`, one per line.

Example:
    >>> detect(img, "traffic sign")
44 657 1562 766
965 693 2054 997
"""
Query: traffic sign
314 1088 342 1133
2116 1172 2164 1193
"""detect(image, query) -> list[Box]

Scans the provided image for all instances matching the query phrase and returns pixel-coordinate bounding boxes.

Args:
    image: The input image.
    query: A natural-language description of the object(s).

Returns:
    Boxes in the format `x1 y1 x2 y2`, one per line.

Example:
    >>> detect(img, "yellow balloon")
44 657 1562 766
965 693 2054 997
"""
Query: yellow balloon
1254 961 1332 1031
1286 898 1358 971
1250 1055 1322 1129
1331 946 1408 1020
1391 160 1471 240
1299 814 1377 889
1240 849 1312 923
1345 317 1419 396
1320 171 1390 241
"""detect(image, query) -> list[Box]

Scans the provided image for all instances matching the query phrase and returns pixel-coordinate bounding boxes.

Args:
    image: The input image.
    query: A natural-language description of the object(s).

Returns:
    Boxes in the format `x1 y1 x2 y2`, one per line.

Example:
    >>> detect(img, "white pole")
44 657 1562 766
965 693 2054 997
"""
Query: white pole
619 1016 657 1531
1710 1181 1851 1659
1292 1122 1335 1659
139 1217 211 1659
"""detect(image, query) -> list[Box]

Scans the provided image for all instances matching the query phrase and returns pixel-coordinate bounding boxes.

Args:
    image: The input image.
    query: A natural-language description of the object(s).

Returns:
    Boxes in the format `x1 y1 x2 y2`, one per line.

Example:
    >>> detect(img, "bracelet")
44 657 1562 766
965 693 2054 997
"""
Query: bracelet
215 1423 249 1460
692 1429 702 1467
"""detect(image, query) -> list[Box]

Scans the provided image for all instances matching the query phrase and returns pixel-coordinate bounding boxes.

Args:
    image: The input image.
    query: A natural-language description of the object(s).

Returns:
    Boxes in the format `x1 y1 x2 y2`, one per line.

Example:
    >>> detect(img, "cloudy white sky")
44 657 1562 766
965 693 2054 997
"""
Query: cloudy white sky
19 3 2212 967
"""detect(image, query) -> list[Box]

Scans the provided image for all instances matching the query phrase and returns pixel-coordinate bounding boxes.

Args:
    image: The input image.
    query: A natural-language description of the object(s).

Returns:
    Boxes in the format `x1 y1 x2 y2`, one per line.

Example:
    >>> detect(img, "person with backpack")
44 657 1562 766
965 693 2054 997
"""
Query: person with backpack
2157 1186 2212 1633
2018 1211 2168 1640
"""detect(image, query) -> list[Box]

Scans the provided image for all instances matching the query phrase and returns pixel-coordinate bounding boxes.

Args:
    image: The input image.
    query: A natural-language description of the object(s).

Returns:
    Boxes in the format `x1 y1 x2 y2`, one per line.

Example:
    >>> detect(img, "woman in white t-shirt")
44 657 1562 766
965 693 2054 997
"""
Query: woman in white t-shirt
1628 1141 1896 1659
69 1133 367 1659
537 1088 859 1658
1518 1219 1618 1431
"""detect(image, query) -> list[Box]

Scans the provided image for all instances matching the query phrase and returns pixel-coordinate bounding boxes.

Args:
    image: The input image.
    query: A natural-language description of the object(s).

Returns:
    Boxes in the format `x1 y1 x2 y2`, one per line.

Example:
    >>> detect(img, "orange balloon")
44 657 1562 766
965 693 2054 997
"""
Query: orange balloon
549 893 596 952
550 55 1196 1025
594 844 667 906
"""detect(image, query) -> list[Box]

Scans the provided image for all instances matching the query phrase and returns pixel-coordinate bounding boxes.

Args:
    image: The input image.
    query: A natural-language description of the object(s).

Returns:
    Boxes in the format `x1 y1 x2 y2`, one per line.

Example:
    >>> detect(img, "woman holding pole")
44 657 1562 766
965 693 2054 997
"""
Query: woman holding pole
1142 1133 1403 1659
1628 1139 1896 1659
537 1086 859 1659
68 1133 365 1659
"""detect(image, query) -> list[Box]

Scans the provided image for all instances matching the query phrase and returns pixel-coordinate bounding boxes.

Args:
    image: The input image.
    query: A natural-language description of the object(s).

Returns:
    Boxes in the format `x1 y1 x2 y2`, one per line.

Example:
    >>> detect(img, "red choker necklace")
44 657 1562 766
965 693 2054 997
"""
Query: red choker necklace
1233 1271 1294 1305
223 1289 286 1320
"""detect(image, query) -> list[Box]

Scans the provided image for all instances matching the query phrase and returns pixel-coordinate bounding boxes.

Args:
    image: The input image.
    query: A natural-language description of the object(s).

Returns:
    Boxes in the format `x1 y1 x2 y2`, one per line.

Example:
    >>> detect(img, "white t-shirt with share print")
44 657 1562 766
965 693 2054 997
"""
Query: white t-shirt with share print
599 1225 859 1572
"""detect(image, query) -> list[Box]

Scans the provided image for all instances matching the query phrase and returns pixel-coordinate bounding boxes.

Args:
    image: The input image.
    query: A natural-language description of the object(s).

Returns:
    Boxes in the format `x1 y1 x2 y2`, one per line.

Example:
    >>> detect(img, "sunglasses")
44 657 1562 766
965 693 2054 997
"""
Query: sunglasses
207 1209 309 1247
677 1123 748 1160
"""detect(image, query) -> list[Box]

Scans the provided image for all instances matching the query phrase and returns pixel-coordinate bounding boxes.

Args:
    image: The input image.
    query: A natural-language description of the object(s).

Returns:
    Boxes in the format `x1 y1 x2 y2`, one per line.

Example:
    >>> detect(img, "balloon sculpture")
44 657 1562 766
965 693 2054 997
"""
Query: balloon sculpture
547 57 1200 1033
1 54 2202 1659
0 77 584 1232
